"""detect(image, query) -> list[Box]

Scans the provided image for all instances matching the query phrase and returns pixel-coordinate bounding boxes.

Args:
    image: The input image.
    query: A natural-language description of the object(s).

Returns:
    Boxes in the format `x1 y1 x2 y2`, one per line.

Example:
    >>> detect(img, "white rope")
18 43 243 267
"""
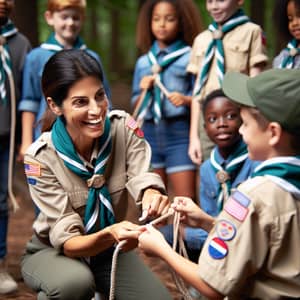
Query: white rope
108 209 192 300
2 44 19 212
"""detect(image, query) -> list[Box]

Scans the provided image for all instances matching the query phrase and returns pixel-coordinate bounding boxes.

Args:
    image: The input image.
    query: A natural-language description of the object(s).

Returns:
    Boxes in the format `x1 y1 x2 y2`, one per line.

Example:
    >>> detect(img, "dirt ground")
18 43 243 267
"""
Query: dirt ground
1 83 184 300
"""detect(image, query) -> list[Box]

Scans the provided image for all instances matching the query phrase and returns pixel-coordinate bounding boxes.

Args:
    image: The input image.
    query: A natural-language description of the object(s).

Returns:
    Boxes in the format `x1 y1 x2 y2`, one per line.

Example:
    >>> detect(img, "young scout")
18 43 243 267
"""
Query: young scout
138 68 300 299
188 0 268 164
0 0 31 294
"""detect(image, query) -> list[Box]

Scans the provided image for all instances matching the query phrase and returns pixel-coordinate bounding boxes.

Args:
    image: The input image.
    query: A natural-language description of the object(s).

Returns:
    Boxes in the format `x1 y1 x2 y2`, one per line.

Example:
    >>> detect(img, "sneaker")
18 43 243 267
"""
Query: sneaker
0 259 18 294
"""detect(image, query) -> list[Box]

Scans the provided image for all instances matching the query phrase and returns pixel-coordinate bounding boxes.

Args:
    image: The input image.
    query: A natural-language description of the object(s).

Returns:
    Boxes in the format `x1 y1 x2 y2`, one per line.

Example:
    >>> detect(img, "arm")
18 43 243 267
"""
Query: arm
138 225 223 300
19 111 35 160
188 98 202 165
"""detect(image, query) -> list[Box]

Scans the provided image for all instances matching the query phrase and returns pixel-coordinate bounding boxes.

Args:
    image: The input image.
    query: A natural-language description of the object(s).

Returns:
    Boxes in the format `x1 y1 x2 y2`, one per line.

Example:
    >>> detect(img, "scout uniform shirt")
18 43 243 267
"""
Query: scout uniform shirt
24 110 165 250
198 176 300 299
187 22 268 103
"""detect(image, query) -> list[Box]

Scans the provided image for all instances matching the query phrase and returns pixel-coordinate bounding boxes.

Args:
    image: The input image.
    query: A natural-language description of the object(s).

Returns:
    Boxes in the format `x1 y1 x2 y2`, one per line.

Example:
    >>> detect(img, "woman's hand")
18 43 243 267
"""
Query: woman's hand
139 188 170 222
108 221 141 252
168 92 191 107
188 135 202 165
171 197 215 232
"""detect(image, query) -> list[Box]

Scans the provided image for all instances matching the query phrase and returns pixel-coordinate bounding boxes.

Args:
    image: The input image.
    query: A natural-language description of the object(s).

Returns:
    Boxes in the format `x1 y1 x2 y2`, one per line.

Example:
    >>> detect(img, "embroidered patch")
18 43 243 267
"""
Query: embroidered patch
261 31 267 46
27 177 37 185
216 220 236 241
127 117 144 138
224 196 248 222
231 190 250 207
208 237 228 259
24 162 41 177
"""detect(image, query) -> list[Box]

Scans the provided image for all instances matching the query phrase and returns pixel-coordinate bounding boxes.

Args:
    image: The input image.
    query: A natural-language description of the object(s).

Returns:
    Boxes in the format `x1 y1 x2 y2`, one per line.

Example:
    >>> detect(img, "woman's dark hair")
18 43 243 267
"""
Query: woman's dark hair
41 49 104 131
273 0 300 43
136 0 202 53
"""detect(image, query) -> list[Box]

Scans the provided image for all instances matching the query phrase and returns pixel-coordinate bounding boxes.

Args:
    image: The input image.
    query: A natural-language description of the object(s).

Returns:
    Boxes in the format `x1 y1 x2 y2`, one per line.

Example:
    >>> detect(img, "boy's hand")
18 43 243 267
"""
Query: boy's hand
172 197 215 231
138 224 169 256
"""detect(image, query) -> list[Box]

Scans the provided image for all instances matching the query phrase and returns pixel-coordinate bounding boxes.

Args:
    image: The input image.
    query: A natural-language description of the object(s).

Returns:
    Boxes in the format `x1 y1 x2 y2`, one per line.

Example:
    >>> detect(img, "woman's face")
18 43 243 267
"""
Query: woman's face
52 76 109 148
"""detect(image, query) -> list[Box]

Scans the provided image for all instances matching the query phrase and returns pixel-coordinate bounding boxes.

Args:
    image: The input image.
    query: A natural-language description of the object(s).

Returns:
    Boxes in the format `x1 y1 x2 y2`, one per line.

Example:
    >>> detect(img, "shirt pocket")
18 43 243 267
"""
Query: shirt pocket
69 189 88 211
225 40 249 71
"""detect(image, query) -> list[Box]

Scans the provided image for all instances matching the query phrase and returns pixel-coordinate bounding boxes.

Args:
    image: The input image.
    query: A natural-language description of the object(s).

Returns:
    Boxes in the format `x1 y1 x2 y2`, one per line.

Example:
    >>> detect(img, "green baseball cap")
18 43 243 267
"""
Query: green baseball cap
222 69 300 134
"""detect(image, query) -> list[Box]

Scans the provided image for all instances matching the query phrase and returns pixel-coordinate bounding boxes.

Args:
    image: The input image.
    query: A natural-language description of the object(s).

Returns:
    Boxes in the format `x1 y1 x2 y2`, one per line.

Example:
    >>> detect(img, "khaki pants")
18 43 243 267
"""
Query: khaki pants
21 235 172 300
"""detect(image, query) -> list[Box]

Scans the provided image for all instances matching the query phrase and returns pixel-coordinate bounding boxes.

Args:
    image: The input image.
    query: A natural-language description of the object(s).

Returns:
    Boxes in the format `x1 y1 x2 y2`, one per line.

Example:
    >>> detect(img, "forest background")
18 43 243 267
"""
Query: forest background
12 0 280 108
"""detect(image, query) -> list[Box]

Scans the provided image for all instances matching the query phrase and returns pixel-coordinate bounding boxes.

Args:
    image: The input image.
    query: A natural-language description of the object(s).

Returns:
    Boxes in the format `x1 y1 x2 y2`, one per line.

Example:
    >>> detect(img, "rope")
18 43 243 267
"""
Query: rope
109 209 192 300
1 43 19 212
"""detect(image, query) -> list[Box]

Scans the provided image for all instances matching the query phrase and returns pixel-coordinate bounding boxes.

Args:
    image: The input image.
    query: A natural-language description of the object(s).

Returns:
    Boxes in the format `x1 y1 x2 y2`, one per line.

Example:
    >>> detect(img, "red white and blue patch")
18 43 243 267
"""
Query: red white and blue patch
24 162 41 177
126 117 144 138
216 220 236 241
208 237 228 259
224 196 248 222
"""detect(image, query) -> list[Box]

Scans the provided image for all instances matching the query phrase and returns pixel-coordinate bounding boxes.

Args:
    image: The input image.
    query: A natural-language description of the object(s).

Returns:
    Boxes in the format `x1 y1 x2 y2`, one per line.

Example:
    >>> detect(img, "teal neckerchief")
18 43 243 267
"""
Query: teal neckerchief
0 19 18 106
193 9 249 96
136 40 190 124
51 116 115 234
41 32 87 52
210 140 248 212
279 39 300 69
251 156 300 199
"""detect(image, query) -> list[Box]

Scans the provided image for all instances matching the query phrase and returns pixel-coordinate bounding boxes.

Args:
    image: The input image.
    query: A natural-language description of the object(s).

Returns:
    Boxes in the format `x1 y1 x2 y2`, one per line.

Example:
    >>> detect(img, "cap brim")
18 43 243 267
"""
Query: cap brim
222 72 256 107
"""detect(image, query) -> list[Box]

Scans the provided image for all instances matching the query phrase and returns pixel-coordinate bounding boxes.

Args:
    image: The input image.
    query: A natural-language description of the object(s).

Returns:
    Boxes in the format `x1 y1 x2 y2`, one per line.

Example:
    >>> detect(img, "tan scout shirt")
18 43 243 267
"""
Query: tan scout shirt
24 110 166 250
198 176 300 299
187 22 268 102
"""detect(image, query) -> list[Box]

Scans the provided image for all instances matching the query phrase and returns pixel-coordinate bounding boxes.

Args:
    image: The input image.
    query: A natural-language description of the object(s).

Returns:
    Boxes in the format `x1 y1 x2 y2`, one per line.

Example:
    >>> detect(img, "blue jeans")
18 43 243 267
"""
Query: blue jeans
0 140 9 259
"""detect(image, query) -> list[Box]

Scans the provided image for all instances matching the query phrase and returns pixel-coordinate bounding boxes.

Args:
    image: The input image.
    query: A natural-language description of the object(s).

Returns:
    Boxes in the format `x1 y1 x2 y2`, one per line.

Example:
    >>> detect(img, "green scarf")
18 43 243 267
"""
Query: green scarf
41 32 87 52
210 140 248 212
279 39 300 69
136 40 190 124
193 9 249 96
251 156 300 199
0 19 18 106
51 116 115 233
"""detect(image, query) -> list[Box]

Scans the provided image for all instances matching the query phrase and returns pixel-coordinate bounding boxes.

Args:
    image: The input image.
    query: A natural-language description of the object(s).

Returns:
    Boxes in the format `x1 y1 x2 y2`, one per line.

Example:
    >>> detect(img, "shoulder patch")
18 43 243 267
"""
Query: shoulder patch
126 116 144 138
24 161 41 177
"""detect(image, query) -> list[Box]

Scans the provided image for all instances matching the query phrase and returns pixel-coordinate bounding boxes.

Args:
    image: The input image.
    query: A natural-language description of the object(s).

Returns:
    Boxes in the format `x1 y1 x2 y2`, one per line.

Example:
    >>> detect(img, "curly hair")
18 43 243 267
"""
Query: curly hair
136 0 203 53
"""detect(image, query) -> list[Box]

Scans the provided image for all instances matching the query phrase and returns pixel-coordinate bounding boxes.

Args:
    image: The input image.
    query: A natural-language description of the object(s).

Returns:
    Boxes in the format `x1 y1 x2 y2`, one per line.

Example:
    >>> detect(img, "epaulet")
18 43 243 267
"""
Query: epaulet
26 133 50 156
108 109 127 119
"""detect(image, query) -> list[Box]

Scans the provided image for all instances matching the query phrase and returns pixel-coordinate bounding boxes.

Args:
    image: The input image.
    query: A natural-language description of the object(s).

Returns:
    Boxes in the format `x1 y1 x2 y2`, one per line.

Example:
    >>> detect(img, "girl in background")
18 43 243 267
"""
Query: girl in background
273 0 300 68
131 0 202 200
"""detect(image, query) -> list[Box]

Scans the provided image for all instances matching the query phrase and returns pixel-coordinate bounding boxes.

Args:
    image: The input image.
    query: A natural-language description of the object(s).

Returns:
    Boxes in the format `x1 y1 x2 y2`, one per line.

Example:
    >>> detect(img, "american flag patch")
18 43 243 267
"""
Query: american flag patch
126 117 138 130
24 162 41 177
224 196 248 222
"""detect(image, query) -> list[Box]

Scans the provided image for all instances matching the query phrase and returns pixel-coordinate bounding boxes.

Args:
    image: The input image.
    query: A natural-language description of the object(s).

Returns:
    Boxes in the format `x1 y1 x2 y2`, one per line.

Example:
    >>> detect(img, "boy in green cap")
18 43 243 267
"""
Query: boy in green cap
138 68 300 299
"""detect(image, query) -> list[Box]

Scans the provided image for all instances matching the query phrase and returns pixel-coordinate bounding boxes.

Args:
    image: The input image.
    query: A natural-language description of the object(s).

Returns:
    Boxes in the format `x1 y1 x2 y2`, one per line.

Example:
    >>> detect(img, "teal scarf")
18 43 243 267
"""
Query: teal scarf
41 32 87 52
193 9 249 96
279 39 300 69
136 40 190 124
51 116 115 233
0 19 18 106
210 140 248 212
251 156 300 199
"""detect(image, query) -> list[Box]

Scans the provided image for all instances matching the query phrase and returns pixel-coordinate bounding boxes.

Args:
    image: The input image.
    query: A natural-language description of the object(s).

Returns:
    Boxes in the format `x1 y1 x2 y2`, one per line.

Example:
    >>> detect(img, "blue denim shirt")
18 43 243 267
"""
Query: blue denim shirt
18 46 111 140
131 40 194 120
184 145 259 250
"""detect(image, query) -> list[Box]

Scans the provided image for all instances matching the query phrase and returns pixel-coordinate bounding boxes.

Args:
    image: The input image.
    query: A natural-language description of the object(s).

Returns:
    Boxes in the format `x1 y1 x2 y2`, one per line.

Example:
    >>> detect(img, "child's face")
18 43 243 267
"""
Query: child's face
239 108 270 161
0 0 14 20
204 96 242 150
206 0 243 25
287 0 300 41
151 1 179 47
45 8 83 48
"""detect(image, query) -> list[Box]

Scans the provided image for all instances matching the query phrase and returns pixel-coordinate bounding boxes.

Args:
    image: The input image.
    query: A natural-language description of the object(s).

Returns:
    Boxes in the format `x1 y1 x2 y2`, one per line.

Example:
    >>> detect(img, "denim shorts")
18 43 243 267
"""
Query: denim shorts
143 117 196 174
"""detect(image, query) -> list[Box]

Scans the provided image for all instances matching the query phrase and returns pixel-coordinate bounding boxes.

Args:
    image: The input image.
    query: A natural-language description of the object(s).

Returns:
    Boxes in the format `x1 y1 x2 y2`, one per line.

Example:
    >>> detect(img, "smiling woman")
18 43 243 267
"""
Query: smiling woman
20 49 173 300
